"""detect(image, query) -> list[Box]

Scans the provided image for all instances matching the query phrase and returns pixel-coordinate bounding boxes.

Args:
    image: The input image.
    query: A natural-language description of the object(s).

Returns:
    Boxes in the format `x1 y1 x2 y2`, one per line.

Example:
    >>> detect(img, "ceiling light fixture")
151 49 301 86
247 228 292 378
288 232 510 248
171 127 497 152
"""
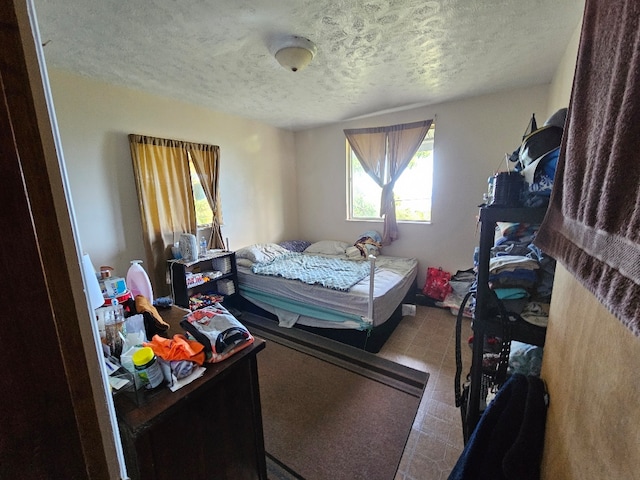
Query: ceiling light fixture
274 36 317 72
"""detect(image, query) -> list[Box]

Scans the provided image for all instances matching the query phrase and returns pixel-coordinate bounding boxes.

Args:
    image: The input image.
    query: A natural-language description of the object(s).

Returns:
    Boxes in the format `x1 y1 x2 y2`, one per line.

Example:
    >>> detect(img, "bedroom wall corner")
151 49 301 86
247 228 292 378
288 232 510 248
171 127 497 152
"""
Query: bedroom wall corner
45 69 299 278
293 85 550 287
546 7 584 114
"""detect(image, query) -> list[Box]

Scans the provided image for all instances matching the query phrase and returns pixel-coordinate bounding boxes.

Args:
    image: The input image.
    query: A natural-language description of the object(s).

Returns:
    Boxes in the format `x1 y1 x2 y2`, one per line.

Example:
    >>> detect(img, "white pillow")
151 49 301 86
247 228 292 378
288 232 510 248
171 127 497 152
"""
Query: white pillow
304 240 350 255
236 258 254 268
236 243 289 264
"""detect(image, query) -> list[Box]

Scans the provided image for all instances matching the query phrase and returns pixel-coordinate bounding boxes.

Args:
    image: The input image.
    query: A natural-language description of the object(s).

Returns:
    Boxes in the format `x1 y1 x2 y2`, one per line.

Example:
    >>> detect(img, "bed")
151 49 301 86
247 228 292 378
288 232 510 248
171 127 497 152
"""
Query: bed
233 240 418 352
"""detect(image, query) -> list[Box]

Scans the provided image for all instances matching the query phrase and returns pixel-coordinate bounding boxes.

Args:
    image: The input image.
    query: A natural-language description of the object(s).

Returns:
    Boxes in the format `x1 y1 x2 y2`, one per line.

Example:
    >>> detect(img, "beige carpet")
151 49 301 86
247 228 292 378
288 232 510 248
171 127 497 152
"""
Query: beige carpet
249 318 428 480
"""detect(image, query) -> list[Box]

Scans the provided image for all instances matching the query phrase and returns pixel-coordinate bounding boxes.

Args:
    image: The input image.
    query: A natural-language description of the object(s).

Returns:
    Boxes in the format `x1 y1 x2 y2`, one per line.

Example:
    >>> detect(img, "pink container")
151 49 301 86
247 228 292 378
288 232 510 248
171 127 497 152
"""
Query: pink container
126 260 154 301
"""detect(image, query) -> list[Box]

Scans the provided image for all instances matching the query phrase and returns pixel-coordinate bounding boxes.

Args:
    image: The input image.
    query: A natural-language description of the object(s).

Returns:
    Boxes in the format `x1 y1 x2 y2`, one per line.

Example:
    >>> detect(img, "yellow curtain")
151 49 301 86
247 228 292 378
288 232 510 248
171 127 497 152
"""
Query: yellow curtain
188 143 225 249
129 134 222 296
344 120 432 244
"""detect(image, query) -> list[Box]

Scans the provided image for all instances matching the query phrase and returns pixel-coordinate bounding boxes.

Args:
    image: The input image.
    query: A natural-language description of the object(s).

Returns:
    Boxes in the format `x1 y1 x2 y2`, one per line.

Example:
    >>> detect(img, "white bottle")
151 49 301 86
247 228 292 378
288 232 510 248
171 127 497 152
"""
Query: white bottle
199 236 208 257
126 260 154 301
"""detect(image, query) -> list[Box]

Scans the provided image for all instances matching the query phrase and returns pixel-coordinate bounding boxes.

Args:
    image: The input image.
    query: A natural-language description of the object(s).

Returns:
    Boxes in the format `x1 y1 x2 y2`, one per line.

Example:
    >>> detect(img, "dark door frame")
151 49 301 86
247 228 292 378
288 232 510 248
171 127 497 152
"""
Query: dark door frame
0 1 120 478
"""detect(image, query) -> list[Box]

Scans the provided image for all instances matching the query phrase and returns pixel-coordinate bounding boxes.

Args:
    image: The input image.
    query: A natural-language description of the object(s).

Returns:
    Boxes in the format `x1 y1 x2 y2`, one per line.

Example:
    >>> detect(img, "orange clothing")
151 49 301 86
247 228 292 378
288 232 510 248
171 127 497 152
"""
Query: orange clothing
144 334 206 366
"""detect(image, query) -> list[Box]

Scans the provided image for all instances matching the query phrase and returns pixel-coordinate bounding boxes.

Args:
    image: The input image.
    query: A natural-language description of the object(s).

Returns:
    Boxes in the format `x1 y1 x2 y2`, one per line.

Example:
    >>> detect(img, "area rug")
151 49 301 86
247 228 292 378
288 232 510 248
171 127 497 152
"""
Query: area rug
242 313 429 480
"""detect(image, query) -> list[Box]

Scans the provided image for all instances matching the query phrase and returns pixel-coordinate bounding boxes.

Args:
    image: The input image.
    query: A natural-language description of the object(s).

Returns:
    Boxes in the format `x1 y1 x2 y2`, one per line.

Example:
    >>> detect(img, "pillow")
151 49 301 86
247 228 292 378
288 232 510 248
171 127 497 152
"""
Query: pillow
304 240 350 256
235 243 289 264
278 240 312 253
236 258 254 268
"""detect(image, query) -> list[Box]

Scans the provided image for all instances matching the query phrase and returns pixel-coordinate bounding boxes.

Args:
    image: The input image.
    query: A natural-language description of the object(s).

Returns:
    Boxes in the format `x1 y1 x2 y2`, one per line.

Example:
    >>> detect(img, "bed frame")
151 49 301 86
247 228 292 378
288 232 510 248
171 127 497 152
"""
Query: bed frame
233 256 416 353
235 287 415 353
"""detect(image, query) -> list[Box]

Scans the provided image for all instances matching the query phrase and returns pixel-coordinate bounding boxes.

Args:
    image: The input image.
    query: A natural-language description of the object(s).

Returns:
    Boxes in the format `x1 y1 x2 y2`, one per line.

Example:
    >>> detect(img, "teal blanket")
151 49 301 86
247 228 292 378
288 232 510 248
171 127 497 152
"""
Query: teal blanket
251 253 371 291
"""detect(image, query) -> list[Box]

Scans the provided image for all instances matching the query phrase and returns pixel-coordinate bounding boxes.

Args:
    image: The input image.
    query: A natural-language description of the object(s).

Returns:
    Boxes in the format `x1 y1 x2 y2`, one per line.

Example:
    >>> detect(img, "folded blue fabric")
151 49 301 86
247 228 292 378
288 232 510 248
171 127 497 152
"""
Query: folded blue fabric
494 288 529 300
489 270 537 289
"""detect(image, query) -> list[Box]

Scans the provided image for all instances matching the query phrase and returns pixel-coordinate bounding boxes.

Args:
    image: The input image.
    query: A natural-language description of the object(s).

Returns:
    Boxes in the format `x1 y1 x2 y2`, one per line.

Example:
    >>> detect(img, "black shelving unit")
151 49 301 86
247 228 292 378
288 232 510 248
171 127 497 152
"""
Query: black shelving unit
169 251 238 310
463 206 548 441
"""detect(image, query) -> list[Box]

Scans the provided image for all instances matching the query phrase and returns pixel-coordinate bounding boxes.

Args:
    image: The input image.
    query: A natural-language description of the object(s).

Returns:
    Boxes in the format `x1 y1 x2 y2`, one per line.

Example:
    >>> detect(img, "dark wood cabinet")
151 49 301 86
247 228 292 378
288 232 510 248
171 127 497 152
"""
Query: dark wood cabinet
169 251 238 310
115 306 266 480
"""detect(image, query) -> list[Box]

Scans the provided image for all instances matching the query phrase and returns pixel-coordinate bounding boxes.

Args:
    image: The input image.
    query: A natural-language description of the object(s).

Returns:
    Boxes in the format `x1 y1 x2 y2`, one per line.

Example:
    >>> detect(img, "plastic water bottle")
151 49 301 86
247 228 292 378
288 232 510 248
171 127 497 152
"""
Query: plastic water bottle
126 260 154 301
199 236 208 257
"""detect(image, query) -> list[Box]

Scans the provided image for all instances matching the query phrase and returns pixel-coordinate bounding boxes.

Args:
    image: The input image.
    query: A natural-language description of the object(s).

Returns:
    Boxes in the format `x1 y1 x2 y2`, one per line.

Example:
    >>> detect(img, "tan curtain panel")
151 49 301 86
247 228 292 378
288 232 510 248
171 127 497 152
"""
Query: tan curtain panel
129 134 222 296
187 143 225 250
344 120 433 244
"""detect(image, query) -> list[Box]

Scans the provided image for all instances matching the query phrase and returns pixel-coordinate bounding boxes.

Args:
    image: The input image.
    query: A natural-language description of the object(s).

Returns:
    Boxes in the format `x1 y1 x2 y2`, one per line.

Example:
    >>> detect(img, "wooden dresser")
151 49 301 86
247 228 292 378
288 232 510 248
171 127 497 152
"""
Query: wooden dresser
115 306 266 480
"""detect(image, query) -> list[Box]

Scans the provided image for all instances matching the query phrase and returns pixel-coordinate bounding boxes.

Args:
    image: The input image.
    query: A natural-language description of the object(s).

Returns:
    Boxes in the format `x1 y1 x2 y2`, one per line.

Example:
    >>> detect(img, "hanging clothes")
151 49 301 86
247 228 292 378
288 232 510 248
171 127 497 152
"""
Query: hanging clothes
448 374 548 480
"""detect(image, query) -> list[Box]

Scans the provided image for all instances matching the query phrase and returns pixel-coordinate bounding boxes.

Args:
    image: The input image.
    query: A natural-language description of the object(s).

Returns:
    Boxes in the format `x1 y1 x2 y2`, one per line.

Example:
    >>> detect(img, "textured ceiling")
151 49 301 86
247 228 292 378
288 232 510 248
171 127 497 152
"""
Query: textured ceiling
33 0 584 131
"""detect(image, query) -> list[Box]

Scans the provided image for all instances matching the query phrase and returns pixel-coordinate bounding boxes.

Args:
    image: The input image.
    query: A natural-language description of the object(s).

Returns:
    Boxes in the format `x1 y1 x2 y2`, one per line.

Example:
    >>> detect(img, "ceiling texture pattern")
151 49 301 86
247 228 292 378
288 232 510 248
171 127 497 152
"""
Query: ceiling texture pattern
33 0 585 131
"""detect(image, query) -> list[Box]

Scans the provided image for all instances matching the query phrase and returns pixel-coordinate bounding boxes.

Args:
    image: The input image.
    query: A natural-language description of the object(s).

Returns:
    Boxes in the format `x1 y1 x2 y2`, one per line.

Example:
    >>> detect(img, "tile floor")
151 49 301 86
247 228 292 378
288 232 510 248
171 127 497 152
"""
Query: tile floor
376 305 473 480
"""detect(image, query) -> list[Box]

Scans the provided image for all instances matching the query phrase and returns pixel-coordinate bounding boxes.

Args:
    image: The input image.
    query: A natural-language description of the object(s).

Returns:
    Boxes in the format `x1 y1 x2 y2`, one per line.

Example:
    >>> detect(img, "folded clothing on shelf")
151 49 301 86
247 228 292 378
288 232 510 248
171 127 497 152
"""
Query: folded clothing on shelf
216 278 236 295
489 255 540 289
212 256 232 275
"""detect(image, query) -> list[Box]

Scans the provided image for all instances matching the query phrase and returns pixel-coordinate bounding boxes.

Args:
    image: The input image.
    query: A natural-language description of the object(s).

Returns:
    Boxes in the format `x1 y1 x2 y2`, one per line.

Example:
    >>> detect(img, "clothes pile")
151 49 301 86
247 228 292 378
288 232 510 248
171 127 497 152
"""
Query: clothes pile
437 269 475 317
491 222 556 308
346 230 383 258
489 255 539 292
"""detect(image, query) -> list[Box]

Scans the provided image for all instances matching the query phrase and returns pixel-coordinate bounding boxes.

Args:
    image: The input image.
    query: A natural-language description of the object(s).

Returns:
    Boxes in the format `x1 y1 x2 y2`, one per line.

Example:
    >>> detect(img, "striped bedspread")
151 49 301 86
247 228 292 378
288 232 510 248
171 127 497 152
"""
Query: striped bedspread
251 253 371 291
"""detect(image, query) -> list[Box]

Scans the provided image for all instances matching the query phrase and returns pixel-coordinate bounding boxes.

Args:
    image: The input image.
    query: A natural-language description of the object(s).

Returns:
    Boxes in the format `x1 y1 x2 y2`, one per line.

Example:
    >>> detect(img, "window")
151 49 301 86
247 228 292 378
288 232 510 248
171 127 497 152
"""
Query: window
129 134 224 295
189 156 214 227
347 124 435 222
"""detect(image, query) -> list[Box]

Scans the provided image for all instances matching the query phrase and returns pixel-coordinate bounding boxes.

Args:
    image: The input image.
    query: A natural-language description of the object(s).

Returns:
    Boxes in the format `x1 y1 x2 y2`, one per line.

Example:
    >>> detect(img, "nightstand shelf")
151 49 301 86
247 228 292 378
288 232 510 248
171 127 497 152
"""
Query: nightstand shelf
169 251 238 311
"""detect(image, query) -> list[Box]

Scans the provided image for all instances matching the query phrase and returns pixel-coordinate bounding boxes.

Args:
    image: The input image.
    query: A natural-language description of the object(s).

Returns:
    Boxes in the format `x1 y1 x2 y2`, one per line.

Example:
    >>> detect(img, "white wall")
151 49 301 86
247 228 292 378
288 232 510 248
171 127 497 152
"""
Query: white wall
294 85 550 286
48 68 556 292
547 10 582 113
47 69 299 287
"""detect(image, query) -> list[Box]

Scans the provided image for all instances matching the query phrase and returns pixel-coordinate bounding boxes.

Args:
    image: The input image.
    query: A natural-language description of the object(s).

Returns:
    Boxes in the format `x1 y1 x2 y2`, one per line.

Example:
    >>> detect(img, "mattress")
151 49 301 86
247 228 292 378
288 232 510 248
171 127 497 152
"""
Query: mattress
238 255 418 329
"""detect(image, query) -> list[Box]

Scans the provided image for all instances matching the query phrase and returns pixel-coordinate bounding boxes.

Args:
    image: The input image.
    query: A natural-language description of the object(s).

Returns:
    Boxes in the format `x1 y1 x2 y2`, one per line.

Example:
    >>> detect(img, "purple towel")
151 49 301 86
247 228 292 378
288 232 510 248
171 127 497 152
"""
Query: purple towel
536 0 640 336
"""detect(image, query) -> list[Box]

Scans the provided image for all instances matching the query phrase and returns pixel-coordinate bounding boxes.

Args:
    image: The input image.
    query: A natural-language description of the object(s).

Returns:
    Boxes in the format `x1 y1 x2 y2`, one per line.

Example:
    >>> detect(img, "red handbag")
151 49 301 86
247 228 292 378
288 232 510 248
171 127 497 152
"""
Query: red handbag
422 267 452 301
